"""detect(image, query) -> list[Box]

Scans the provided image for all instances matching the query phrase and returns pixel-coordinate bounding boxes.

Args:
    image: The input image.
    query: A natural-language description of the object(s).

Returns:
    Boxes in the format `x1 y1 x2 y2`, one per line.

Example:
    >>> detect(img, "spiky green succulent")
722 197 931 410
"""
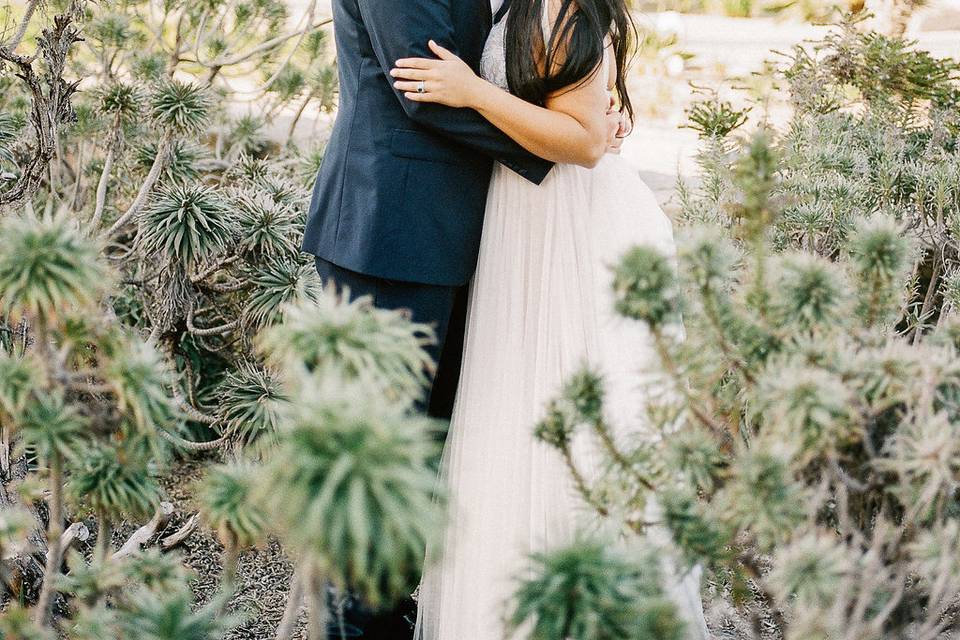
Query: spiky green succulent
198 461 268 548
879 410 960 512
233 190 300 259
258 291 435 402
68 102 105 139
268 66 306 102
100 334 179 439
65 603 120 640
149 80 212 135
131 53 167 81
120 549 194 595
908 519 960 585
226 114 268 156
0 350 42 419
612 246 681 329
665 427 725 494
215 362 286 449
510 540 685 640
116 586 237 640
535 401 575 450
846 214 913 326
767 532 851 608
845 339 929 408
258 376 444 606
18 390 88 463
243 259 323 329
752 362 855 464
0 111 22 165
59 551 129 607
136 139 204 183
68 441 162 521
0 213 110 321
296 144 326 187
136 184 236 269
770 253 848 331
733 128 780 232
717 450 807 551
98 81 144 120
88 13 137 49
678 225 740 294
660 489 729 568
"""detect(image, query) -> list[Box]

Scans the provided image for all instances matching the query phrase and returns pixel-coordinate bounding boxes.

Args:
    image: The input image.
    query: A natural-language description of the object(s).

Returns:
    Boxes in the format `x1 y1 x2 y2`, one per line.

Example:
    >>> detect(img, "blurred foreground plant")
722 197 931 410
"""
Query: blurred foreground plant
529 114 960 637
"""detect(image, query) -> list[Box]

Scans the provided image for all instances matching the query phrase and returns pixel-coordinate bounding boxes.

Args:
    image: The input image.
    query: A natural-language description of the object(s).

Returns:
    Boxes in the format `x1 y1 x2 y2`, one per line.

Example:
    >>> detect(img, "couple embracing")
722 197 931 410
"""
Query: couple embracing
301 0 709 638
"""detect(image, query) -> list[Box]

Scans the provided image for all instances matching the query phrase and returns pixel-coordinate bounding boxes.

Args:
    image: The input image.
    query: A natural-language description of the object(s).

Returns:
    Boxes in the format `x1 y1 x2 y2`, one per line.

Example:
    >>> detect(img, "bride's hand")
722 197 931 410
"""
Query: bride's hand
391 40 487 109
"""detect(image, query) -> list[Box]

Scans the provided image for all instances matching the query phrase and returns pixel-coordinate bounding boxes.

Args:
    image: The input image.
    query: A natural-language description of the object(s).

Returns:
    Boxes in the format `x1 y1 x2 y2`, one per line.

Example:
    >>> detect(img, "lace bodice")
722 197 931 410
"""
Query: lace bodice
480 5 611 94
480 14 510 90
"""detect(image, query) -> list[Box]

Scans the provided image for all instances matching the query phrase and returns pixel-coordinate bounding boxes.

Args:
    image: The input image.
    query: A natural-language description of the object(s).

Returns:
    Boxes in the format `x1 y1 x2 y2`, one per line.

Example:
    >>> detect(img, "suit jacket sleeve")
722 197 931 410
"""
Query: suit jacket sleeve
357 0 554 185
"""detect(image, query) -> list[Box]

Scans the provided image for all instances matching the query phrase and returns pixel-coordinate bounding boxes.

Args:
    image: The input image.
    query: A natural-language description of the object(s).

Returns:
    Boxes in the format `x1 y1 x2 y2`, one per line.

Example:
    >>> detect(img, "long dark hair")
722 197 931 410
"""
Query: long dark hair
503 0 637 124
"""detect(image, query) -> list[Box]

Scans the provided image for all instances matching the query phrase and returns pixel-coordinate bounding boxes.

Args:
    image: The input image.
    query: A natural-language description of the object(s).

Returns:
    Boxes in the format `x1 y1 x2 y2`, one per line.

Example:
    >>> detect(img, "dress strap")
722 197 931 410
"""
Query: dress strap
493 0 511 24
541 0 553 44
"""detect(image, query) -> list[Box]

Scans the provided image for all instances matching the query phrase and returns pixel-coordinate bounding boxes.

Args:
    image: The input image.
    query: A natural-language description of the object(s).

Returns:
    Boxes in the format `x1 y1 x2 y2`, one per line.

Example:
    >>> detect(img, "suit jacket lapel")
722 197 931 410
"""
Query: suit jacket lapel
482 0 493 34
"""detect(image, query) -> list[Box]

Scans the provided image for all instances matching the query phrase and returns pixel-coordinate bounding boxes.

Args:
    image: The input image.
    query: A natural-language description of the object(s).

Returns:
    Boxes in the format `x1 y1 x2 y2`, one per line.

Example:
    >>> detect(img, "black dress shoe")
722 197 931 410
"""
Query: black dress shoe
325 585 417 640
327 587 367 638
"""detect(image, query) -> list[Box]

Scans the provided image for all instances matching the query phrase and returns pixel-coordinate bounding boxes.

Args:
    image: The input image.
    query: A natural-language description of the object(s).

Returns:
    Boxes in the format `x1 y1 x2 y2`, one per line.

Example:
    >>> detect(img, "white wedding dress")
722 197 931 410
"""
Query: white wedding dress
414 6 709 640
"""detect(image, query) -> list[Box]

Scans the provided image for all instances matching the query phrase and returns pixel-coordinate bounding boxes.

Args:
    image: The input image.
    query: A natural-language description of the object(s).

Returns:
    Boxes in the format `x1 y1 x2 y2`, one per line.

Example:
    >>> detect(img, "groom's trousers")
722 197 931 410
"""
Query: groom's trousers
313 256 467 640
314 256 467 419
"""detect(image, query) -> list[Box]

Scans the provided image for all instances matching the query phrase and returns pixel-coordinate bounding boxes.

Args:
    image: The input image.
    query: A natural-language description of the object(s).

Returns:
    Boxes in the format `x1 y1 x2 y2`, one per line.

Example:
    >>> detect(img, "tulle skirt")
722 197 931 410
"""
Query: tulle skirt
415 156 709 640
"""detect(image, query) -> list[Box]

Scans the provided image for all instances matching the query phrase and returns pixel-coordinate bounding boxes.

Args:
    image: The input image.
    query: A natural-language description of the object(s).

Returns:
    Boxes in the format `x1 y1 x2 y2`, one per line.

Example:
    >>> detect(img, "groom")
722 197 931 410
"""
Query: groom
300 0 552 637
302 0 554 416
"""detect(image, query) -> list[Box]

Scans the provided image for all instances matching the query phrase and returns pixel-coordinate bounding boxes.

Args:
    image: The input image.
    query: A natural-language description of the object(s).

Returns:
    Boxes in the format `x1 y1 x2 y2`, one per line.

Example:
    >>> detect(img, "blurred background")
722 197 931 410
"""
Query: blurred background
274 0 960 205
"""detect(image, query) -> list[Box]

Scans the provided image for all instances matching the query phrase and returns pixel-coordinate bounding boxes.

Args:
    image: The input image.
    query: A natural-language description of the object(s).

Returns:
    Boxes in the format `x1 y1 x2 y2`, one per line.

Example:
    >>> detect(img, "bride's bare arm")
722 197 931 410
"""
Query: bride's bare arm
391 40 618 168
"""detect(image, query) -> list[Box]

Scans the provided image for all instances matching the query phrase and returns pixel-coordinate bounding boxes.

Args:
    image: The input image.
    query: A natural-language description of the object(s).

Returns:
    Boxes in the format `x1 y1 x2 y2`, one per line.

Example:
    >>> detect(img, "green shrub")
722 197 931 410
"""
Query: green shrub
527 25 960 634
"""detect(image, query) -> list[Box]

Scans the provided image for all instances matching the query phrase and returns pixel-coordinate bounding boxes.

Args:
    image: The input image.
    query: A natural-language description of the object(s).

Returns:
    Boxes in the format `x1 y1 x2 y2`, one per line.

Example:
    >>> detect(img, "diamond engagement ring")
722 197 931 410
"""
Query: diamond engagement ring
417 81 426 94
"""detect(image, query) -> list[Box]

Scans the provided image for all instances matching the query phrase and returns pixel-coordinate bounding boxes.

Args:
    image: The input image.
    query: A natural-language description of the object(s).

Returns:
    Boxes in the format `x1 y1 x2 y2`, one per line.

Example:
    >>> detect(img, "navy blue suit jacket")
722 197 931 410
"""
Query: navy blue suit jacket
301 0 554 286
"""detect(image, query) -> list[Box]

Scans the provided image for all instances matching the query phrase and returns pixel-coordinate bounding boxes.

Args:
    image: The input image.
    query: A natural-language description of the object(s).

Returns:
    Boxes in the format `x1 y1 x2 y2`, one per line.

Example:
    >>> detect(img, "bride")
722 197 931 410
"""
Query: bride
390 0 709 638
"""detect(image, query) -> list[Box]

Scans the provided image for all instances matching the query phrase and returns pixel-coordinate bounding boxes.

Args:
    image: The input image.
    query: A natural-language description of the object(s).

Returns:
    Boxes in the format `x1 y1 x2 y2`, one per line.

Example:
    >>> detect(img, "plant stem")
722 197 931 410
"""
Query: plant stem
34 452 64 626
71 142 85 210
0 420 9 477
221 536 239 603
751 232 769 321
286 90 316 145
913 255 942 342
275 564 306 640
89 145 115 233
95 511 111 562
307 567 329 640
651 328 728 441
1 0 39 51
591 417 656 491
559 441 608 518
105 132 172 238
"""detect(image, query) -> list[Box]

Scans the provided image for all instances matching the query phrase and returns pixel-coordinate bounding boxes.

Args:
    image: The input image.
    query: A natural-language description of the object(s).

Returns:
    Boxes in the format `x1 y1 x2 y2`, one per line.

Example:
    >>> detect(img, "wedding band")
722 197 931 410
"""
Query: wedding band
417 81 426 94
